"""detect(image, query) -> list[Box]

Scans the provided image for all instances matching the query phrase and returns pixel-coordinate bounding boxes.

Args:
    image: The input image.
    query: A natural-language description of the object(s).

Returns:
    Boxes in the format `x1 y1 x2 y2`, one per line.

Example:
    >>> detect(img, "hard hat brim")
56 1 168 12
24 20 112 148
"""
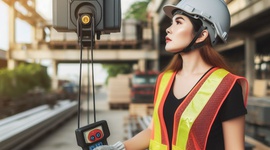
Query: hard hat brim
163 4 182 19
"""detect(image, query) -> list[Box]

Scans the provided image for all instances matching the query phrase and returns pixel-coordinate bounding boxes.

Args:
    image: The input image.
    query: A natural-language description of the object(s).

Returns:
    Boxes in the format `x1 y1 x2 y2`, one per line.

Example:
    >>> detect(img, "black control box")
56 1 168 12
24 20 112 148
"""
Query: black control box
75 120 110 150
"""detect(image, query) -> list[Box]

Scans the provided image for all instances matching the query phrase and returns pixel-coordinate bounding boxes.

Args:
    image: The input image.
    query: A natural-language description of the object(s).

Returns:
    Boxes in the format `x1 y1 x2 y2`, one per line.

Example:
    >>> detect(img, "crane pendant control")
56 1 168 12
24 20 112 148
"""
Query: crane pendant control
75 120 110 150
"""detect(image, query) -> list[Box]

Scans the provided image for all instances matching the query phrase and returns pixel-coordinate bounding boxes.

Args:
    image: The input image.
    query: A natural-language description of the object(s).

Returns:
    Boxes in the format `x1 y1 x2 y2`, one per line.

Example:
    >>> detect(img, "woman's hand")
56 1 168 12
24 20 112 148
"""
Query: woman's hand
94 141 125 150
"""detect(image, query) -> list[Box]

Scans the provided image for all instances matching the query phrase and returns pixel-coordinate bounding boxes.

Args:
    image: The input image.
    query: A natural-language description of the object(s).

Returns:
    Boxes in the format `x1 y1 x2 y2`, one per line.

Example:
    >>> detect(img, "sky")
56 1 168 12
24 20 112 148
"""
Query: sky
0 0 137 84
0 1 9 50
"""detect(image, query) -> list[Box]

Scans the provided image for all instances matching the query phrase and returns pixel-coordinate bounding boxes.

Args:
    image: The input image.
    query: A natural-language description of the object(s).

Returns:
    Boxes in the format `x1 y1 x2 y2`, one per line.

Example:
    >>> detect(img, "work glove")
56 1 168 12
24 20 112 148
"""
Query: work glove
93 141 125 150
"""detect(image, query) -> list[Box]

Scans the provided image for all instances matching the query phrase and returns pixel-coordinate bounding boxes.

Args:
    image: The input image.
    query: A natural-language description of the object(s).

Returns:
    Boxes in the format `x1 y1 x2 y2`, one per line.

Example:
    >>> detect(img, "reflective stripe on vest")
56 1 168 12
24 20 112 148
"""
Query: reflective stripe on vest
151 71 176 149
150 68 248 150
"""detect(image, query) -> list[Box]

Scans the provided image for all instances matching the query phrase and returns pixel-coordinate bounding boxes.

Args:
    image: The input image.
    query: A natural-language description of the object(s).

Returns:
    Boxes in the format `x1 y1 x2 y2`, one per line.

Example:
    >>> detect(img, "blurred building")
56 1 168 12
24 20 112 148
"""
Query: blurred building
3 0 158 90
2 0 270 96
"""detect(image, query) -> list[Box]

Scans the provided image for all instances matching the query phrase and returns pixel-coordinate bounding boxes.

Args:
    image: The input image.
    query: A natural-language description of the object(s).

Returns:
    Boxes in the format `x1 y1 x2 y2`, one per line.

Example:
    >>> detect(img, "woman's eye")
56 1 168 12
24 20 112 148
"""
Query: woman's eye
171 20 182 25
176 21 181 25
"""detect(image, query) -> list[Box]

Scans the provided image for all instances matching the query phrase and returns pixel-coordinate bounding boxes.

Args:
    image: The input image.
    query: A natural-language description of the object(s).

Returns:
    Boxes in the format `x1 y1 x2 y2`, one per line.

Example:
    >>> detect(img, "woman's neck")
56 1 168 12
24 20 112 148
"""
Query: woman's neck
179 50 212 76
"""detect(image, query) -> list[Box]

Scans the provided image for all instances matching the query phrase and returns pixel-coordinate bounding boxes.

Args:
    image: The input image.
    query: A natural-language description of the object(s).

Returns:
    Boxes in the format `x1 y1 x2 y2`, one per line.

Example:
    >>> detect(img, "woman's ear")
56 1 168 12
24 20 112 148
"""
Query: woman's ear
196 30 208 43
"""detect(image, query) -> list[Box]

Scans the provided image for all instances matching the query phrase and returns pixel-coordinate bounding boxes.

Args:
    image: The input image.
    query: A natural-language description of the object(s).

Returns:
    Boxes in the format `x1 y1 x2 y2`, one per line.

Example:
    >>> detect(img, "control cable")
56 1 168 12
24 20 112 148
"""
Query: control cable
77 14 97 128
75 14 111 150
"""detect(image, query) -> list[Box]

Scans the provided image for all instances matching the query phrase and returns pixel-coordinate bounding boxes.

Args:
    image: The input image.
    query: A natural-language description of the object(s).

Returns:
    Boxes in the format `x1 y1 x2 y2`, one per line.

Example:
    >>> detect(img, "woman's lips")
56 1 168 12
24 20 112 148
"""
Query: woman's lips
165 37 171 43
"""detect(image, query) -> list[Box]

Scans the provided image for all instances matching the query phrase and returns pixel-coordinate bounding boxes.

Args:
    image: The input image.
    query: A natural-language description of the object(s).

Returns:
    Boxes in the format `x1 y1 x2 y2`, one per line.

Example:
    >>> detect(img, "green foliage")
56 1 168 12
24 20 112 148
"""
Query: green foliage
0 68 14 97
0 63 51 98
102 63 133 84
124 0 151 22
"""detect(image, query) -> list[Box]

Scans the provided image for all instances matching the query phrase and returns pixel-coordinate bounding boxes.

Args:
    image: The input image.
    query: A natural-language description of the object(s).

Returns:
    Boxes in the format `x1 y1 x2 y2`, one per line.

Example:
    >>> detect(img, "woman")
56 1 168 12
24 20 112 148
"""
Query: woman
95 0 248 149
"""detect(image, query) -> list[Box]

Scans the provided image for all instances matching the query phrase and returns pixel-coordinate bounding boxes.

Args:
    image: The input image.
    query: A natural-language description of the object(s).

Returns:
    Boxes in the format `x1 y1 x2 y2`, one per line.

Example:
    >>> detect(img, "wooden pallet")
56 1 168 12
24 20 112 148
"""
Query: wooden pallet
109 102 130 110
129 103 153 117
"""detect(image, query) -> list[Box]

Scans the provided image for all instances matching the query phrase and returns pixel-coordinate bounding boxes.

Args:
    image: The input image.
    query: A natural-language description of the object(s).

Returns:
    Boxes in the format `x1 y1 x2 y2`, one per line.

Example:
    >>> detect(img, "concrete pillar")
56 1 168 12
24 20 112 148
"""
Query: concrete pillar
153 13 160 51
31 24 38 49
33 0 41 48
152 59 159 71
51 60 59 90
245 35 256 93
7 59 18 69
138 59 146 72
153 13 161 70
7 1 16 69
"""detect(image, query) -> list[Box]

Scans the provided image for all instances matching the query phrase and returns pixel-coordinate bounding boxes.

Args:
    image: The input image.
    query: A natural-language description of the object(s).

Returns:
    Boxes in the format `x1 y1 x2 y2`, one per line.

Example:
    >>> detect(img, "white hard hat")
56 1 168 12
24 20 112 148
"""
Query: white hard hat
163 0 231 45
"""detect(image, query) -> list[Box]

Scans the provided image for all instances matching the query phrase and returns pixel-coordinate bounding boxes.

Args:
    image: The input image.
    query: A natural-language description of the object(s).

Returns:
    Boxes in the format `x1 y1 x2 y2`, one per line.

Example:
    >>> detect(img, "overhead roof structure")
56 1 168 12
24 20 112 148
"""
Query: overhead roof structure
2 0 47 26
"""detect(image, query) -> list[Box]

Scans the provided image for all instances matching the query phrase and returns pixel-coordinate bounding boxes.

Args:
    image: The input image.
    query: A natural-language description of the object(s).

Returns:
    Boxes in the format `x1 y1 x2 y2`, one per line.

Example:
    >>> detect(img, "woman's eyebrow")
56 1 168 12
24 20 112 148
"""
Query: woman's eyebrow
171 16 185 23
174 16 185 21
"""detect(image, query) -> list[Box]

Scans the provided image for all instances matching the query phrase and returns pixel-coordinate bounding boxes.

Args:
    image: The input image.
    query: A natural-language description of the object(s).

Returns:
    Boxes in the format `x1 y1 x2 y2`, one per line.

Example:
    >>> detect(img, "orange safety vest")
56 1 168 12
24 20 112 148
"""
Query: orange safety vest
149 68 248 150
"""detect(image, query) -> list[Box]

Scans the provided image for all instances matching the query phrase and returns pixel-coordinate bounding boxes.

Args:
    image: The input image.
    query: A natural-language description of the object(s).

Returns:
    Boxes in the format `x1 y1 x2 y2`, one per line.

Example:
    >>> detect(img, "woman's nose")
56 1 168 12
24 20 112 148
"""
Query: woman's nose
166 27 171 34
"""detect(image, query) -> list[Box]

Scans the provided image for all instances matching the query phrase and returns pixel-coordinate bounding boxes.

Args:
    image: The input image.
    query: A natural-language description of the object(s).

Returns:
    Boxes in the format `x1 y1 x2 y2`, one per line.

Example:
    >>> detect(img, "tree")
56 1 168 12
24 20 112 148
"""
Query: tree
0 63 51 98
124 0 151 22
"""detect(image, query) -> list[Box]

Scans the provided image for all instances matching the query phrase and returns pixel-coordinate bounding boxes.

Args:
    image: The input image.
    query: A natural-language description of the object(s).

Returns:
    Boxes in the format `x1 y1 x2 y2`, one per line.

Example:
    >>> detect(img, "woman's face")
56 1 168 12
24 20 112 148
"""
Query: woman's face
165 14 194 53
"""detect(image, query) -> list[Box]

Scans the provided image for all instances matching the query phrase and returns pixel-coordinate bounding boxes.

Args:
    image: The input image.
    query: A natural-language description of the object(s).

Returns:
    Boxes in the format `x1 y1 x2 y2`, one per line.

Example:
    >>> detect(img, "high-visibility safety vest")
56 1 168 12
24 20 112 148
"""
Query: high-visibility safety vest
149 68 248 150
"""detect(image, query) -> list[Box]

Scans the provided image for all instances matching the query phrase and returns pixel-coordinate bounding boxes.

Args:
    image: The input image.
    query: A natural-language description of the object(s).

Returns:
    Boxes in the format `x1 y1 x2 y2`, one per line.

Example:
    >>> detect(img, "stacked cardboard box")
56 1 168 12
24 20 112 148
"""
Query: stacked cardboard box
107 74 131 105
